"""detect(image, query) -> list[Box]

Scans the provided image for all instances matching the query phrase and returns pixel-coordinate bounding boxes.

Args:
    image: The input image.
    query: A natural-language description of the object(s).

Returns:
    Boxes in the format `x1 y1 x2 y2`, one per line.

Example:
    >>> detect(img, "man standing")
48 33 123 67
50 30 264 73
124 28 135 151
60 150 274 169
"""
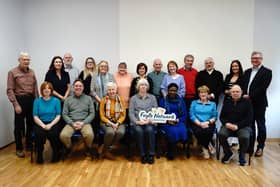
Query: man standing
147 58 167 101
7 52 39 157
63 53 79 94
60 79 95 157
219 85 253 166
178 54 198 109
195 57 224 105
242 51 272 157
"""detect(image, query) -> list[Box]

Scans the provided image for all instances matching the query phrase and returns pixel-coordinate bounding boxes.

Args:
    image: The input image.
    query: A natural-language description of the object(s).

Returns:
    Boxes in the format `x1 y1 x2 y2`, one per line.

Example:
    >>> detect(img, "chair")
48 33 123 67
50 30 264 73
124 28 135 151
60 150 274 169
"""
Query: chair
217 130 254 165
61 131 95 161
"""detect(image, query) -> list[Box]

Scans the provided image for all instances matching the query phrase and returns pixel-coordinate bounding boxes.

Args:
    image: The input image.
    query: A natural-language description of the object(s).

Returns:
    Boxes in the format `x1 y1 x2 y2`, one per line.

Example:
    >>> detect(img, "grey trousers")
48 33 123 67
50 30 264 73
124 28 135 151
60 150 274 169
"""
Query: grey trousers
219 126 251 155
100 122 125 153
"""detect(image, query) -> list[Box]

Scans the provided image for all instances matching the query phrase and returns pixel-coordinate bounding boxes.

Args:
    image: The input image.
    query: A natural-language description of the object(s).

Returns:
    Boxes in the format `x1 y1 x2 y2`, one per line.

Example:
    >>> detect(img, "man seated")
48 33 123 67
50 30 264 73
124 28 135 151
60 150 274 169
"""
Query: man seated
60 79 95 157
219 84 253 166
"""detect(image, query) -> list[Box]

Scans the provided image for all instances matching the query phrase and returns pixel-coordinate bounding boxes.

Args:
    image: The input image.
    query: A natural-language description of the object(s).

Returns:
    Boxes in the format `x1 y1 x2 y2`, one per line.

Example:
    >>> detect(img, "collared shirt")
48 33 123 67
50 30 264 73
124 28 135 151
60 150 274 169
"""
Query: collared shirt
190 99 217 122
7 66 39 107
129 93 158 124
247 65 262 94
147 70 167 97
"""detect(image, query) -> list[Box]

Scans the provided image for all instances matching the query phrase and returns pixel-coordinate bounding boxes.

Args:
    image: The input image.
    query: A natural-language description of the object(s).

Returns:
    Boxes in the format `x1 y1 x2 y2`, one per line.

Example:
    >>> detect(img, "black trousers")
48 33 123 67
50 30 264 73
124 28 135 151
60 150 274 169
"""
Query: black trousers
252 106 267 150
14 95 34 150
193 124 215 149
34 123 61 155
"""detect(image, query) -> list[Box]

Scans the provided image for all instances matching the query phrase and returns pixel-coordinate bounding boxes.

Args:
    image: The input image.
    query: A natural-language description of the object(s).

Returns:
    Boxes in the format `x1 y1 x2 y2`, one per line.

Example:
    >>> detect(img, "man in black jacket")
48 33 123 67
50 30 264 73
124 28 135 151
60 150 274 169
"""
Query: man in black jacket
195 57 223 105
219 85 253 166
242 51 272 157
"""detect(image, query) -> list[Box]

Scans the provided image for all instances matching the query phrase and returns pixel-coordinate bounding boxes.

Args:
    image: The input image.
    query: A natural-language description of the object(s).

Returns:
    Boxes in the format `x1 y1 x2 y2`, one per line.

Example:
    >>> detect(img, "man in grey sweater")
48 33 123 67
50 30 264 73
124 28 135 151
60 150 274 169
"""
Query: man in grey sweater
60 79 95 156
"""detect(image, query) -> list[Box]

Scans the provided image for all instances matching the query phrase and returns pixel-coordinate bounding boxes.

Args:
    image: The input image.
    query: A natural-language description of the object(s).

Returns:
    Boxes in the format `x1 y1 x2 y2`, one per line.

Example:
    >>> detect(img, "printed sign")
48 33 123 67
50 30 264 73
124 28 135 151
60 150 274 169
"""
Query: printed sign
138 107 176 123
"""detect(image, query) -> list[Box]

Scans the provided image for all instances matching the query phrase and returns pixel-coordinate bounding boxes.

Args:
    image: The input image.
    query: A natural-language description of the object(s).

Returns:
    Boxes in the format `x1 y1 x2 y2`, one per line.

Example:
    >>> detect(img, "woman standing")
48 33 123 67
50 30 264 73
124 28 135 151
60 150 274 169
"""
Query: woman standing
190 85 217 159
78 57 97 95
99 82 126 159
130 63 153 97
45 56 70 103
161 60 185 98
159 83 187 160
33 82 61 163
224 60 244 100
129 79 158 164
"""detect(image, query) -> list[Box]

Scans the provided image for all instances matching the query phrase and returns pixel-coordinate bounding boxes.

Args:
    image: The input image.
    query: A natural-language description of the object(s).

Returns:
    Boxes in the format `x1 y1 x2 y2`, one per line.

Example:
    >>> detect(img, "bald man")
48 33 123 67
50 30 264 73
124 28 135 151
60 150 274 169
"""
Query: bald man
7 52 39 157
219 85 253 166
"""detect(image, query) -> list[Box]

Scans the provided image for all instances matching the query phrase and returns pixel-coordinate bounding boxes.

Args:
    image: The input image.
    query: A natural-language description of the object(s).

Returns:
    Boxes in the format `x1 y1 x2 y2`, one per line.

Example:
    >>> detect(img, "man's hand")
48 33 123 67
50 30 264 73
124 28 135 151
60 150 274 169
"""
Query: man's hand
225 123 238 131
15 105 22 114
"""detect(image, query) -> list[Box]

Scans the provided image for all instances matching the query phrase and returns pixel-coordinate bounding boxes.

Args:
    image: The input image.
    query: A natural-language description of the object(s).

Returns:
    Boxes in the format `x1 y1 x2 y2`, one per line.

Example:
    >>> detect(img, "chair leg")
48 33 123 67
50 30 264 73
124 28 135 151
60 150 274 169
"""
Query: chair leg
216 136 220 160
186 142 190 158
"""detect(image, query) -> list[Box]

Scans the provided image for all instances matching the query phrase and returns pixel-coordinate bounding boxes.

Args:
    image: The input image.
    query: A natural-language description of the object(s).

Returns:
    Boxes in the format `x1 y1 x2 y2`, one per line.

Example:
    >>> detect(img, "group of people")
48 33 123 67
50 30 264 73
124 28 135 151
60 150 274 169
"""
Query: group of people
7 51 272 166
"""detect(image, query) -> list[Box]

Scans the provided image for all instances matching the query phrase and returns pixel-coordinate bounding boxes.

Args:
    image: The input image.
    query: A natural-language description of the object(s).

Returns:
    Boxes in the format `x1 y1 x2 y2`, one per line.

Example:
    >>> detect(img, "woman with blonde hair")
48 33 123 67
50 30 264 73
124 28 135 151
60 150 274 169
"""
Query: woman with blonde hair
78 57 97 95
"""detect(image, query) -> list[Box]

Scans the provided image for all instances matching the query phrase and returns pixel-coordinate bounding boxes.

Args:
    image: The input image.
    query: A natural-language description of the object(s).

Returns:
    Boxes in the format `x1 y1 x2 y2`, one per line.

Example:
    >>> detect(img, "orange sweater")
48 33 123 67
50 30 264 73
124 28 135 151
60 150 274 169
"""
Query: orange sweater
114 73 133 108
99 96 126 124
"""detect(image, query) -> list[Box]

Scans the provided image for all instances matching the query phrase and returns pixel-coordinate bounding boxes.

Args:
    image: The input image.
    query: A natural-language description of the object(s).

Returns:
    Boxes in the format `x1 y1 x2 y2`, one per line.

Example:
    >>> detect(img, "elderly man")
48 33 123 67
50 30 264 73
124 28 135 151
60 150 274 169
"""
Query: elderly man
7 52 39 157
242 51 272 157
147 58 167 101
60 79 95 157
219 85 253 166
195 57 223 105
63 53 79 93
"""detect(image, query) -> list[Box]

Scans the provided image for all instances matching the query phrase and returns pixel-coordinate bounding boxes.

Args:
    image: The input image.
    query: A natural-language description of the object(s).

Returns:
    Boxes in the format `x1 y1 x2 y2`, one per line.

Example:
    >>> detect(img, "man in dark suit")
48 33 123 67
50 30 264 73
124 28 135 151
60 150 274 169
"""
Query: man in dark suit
242 51 272 157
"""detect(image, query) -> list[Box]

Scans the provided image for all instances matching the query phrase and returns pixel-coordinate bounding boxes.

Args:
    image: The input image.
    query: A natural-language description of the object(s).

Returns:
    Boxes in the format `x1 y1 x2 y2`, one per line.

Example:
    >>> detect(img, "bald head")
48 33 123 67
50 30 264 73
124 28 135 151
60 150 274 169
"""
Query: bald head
63 52 73 65
153 58 162 73
230 84 242 101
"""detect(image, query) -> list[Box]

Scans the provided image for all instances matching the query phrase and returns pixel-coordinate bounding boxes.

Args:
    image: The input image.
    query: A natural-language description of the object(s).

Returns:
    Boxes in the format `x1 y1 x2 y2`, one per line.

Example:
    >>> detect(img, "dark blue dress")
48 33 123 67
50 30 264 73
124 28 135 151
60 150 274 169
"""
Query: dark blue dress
159 96 187 143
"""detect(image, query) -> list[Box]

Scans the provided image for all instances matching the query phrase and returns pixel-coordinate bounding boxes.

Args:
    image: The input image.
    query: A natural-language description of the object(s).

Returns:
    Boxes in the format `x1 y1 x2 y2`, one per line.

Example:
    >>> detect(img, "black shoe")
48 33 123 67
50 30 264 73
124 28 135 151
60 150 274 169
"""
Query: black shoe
239 153 247 166
36 153 44 164
222 151 234 164
141 155 148 164
51 151 60 163
166 152 175 160
89 148 95 159
148 155 154 164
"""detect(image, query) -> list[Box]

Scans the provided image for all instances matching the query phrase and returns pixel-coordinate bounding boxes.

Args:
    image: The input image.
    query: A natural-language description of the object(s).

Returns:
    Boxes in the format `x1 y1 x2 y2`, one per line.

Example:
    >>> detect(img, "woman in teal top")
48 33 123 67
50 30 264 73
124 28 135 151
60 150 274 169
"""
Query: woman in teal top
33 82 61 163
190 85 217 159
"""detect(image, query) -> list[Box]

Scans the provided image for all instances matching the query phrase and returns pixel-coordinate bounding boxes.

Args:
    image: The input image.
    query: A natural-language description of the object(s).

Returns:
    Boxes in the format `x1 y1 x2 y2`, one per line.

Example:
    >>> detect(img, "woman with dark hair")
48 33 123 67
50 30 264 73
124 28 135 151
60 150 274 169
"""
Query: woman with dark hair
159 83 187 160
161 61 185 98
78 57 97 95
45 56 70 103
33 82 61 163
224 60 244 100
130 62 153 97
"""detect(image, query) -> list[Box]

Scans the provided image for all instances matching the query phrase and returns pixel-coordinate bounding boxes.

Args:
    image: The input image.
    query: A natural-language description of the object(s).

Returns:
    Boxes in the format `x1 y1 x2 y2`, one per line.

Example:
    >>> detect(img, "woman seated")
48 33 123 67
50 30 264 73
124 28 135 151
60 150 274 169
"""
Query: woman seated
190 85 217 159
159 83 187 160
129 79 158 164
99 82 126 160
33 82 61 164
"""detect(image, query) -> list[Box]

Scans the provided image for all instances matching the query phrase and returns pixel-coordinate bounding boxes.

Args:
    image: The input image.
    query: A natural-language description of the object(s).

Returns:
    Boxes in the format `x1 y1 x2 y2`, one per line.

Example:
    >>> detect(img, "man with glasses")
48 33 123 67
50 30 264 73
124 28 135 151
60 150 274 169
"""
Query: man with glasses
242 51 272 157
63 53 79 94
7 52 39 157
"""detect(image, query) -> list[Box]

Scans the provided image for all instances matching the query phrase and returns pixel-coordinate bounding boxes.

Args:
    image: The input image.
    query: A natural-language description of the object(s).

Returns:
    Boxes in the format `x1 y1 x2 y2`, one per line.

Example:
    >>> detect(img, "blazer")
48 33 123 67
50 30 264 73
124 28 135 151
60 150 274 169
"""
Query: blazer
242 65 272 108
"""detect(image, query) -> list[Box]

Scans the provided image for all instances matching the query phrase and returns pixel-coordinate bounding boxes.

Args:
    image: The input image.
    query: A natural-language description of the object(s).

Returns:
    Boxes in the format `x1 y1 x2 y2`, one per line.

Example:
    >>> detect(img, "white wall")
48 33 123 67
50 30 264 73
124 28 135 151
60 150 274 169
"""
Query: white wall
253 0 280 138
0 0 25 147
0 0 279 147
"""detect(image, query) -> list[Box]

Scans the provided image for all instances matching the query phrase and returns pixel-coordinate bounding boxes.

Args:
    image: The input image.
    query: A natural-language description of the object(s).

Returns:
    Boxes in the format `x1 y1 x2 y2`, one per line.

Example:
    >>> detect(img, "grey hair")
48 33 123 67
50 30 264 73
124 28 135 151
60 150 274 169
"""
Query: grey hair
106 81 117 90
136 78 150 90
18 52 30 59
251 51 263 57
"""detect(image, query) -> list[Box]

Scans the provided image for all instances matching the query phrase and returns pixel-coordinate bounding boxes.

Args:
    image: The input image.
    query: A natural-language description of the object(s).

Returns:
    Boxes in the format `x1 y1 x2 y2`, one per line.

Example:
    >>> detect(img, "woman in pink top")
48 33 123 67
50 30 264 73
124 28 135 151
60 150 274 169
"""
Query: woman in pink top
114 62 133 123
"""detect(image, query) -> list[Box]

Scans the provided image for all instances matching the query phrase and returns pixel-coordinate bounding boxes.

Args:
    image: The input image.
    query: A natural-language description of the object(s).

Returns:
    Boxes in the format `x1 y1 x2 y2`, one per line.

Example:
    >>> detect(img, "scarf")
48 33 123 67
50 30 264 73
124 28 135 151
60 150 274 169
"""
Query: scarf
105 95 123 122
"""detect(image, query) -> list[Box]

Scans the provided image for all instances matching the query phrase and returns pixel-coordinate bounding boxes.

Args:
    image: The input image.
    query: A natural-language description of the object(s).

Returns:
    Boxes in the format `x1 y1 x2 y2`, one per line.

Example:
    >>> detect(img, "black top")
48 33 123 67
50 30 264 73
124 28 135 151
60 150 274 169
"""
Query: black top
78 71 92 95
241 66 272 108
195 69 224 104
45 70 70 96
130 76 153 97
220 98 253 129
223 74 243 100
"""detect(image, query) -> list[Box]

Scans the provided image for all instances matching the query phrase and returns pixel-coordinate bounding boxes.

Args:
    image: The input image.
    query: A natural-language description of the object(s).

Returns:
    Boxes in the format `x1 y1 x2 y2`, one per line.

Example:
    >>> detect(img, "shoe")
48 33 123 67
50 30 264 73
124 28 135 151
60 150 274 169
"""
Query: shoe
202 147 210 159
51 151 60 163
222 151 234 164
36 153 44 164
147 155 155 164
239 153 247 166
89 148 95 158
16 150 25 158
141 155 148 164
103 151 115 160
166 152 175 160
208 143 216 155
255 148 263 157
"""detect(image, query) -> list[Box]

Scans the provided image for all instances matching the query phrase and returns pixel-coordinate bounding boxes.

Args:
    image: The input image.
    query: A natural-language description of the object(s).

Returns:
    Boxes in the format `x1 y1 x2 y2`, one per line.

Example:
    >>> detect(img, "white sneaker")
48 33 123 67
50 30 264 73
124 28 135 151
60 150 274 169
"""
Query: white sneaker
208 143 216 155
202 147 210 159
